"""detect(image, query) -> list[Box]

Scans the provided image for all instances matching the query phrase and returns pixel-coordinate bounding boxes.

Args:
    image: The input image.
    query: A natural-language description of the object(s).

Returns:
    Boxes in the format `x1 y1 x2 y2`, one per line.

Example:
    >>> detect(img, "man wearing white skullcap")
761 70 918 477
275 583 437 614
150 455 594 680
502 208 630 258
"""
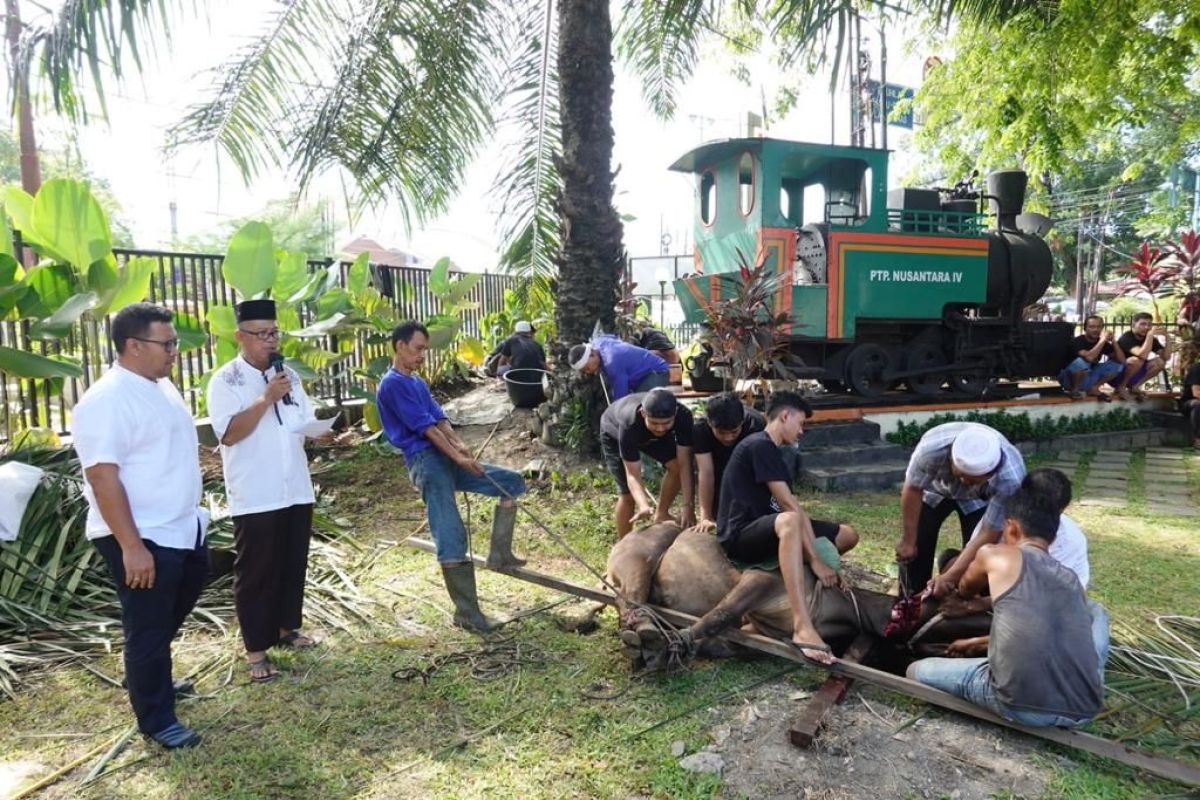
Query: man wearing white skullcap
895 422 1026 597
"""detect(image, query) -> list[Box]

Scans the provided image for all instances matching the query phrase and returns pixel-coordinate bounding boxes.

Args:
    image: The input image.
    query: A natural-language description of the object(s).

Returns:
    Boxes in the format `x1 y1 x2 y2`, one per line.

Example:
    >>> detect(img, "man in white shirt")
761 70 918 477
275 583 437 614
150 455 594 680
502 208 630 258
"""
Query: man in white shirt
71 303 209 750
207 299 325 683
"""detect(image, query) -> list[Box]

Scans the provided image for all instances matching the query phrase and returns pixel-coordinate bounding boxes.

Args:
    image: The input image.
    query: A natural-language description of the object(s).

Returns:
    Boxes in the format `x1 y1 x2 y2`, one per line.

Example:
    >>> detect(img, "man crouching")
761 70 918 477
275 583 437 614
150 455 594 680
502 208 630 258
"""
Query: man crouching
907 485 1108 727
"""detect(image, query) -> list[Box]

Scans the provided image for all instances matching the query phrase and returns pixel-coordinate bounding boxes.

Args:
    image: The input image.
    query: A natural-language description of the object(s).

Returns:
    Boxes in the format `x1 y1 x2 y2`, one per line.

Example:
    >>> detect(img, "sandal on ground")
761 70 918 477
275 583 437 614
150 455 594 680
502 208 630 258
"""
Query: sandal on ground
248 657 279 683
148 721 202 750
277 630 317 649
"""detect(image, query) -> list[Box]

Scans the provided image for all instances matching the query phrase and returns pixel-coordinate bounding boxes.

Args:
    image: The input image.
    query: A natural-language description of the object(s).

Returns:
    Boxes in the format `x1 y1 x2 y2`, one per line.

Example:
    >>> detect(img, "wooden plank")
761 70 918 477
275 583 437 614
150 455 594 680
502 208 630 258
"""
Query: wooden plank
789 633 874 749
403 539 1200 789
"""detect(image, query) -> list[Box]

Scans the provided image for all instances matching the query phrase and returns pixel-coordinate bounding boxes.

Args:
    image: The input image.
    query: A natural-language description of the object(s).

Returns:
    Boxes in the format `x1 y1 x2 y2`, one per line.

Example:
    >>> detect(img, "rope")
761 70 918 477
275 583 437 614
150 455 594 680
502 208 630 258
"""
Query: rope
391 635 549 684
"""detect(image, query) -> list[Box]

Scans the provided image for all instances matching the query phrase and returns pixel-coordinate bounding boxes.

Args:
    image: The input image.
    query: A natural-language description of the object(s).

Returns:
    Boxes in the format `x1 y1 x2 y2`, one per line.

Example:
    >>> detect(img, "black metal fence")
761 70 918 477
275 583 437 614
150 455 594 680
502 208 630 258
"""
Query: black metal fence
0 248 516 438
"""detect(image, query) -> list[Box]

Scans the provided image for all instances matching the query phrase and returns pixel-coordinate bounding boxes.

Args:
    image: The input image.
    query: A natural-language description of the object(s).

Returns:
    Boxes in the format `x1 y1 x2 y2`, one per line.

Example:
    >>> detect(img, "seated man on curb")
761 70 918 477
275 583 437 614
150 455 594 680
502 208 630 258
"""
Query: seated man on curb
716 391 842 664
1059 315 1124 400
1114 312 1171 401
1180 358 1200 450
600 388 696 538
696 392 858 552
377 321 527 634
569 335 670 400
907 485 1108 727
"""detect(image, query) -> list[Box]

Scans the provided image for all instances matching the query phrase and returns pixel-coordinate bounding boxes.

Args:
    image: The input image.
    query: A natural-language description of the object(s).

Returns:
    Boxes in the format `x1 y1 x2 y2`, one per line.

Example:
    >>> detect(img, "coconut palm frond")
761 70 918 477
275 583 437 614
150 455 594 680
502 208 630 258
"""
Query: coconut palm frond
616 0 715 119
1093 616 1200 752
489 0 560 312
14 0 186 121
167 0 334 180
0 449 373 697
169 0 506 230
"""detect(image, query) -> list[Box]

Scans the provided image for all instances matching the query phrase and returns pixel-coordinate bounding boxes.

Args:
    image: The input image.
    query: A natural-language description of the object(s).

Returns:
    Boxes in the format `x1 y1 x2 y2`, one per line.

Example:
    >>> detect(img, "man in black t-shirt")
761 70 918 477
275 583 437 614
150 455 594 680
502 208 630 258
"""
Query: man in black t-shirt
1181 361 1200 448
694 393 859 554
495 321 546 377
1058 315 1124 399
716 391 842 663
633 324 679 364
1114 313 1171 400
600 389 696 538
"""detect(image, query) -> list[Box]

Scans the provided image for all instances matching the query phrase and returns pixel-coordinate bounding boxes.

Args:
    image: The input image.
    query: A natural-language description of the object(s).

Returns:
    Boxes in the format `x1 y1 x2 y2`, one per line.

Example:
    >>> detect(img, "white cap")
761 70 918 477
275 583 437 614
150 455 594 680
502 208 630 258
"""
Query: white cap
514 320 533 333
570 343 593 370
950 426 1002 476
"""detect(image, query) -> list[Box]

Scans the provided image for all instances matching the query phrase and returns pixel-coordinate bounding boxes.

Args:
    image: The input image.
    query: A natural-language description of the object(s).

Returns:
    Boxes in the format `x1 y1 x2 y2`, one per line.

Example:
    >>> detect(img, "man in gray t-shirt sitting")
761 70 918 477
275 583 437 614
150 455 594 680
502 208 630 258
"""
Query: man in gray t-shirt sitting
906 485 1108 727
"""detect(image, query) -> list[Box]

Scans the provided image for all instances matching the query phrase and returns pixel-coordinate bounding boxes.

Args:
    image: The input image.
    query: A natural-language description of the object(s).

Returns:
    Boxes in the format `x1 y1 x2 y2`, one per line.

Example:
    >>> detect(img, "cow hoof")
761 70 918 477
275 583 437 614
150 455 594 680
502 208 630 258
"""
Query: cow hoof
619 629 642 648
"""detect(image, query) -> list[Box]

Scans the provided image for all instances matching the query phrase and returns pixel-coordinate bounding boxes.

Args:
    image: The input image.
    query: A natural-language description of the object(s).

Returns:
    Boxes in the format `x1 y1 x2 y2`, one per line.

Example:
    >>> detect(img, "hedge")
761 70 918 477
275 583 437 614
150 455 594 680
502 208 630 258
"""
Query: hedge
885 408 1150 447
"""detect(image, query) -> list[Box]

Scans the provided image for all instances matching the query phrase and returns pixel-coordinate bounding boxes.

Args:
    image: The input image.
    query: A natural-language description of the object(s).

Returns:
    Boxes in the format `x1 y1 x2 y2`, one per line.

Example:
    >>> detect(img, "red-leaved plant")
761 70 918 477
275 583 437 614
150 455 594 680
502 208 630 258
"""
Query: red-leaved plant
1112 242 1180 322
1165 230 1200 327
699 248 793 382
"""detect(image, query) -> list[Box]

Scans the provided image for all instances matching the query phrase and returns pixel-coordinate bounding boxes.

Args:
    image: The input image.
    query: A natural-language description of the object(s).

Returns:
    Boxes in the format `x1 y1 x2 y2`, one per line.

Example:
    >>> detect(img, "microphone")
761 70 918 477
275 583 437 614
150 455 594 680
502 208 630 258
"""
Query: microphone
268 353 295 406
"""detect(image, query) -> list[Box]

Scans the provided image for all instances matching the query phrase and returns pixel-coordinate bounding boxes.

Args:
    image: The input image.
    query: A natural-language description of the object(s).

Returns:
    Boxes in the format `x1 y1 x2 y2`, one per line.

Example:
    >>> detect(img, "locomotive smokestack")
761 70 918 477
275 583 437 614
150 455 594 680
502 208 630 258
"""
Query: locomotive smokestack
987 170 1028 231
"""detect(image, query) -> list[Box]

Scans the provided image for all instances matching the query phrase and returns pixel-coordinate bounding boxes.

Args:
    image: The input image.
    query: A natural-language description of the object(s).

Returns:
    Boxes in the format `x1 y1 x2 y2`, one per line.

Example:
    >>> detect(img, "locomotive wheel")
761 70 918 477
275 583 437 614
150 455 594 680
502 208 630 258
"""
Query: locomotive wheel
843 344 892 398
819 379 846 393
903 343 947 396
949 366 995 396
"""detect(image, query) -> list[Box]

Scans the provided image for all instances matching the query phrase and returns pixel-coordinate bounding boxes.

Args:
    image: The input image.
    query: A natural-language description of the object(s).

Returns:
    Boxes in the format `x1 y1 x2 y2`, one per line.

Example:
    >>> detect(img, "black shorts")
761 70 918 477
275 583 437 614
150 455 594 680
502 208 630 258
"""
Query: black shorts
601 432 676 495
721 514 841 564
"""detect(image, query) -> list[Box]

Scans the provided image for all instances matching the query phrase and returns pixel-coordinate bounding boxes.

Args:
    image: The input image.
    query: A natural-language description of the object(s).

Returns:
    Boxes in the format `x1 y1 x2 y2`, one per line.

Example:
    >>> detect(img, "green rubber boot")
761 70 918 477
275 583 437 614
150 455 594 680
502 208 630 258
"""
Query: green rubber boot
486 504 526 570
441 563 496 634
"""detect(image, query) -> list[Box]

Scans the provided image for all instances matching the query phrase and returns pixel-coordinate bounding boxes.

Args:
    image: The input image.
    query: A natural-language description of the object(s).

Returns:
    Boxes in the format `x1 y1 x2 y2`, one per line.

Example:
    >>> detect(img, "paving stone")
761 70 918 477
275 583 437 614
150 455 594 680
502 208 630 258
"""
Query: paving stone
1084 473 1129 485
1077 497 1126 508
1148 473 1191 485
1154 506 1196 517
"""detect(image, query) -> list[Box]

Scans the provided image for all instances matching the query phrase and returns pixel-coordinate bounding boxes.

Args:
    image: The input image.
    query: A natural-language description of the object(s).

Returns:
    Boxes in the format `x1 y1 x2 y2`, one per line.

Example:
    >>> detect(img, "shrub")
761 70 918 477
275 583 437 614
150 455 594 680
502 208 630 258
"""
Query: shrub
885 407 1149 447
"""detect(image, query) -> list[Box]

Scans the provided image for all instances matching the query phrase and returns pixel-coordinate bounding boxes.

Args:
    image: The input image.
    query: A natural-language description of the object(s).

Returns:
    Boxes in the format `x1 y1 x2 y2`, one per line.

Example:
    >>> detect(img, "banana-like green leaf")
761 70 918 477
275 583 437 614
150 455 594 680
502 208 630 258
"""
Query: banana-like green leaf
85 254 118 295
315 288 353 319
429 257 451 296
457 335 486 366
29 292 99 339
285 357 318 380
222 221 275 299
30 179 113 271
273 250 310 300
95 255 154 315
364 399 382 432
292 312 348 338
445 272 482 307
174 311 207 352
347 252 370 296
0 254 27 317
0 203 12 259
21 264 78 318
206 304 237 339
3 186 34 239
426 320 460 350
288 271 325 304
277 304 301 332
0 346 84 378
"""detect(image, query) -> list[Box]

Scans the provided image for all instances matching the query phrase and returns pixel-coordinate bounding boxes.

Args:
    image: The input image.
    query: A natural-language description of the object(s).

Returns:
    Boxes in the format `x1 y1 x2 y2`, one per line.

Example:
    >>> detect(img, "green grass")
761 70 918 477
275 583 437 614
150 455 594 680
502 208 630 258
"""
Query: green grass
0 445 1196 799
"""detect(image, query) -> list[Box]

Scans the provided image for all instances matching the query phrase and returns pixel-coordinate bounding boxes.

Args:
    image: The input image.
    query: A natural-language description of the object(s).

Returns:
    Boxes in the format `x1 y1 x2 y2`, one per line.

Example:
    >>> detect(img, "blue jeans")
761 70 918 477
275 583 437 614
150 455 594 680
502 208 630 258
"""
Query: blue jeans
1058 357 1123 392
407 448 526 563
908 600 1110 727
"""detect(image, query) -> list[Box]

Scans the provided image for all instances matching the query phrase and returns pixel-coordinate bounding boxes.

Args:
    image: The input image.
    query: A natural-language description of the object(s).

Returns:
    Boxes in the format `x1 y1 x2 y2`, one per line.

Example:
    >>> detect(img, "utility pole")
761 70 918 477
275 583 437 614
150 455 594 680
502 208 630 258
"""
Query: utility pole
5 0 41 194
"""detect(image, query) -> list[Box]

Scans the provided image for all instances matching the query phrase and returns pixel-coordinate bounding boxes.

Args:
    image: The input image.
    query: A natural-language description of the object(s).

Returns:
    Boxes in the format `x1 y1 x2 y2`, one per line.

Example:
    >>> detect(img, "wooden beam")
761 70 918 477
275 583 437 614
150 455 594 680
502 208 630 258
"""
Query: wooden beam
789 633 873 748
404 538 1200 789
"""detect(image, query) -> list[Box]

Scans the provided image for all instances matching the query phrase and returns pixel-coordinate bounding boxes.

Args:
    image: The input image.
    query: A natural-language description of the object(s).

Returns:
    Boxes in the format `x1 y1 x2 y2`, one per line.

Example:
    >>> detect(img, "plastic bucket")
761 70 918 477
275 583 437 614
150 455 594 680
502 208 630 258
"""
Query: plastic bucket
503 368 548 408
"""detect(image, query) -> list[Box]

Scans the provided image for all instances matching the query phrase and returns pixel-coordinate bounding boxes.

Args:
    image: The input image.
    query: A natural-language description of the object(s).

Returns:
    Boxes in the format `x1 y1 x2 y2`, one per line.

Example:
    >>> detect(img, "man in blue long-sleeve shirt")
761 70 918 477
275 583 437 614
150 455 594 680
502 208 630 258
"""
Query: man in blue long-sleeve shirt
569 334 669 400
377 321 527 633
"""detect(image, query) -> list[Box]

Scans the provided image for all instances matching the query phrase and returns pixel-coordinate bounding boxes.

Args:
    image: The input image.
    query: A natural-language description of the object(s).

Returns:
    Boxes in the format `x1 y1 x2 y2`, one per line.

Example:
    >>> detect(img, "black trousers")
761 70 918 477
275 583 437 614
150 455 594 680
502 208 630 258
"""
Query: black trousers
1184 399 1200 440
900 497 986 593
94 528 208 735
232 504 313 652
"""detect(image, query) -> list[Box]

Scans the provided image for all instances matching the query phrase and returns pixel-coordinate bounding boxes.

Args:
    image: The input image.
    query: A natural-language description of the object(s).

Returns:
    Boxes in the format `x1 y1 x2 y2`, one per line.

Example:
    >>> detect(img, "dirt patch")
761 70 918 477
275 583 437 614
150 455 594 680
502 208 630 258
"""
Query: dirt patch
697 679 1056 799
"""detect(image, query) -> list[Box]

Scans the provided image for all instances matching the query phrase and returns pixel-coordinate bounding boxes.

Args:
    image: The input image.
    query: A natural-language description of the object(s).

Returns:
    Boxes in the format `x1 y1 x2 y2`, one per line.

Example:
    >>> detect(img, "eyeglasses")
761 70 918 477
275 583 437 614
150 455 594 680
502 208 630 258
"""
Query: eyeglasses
238 327 282 341
131 336 179 352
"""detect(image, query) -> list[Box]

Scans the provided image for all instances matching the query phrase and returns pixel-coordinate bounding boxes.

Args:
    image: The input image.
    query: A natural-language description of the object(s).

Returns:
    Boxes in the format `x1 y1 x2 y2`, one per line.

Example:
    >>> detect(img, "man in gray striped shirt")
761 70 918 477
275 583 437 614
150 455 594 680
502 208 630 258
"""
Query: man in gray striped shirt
894 422 1026 596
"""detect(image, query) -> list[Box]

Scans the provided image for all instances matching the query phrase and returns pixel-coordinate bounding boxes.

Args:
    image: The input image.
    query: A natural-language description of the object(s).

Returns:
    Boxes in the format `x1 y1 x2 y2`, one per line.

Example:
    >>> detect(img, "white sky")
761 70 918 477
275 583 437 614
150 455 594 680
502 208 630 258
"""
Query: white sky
8 1 937 270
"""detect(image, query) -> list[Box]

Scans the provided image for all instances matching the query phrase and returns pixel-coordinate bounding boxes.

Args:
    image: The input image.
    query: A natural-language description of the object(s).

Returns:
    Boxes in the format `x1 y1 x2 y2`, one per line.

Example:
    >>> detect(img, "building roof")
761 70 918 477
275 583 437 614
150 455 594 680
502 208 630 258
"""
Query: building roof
339 236 419 268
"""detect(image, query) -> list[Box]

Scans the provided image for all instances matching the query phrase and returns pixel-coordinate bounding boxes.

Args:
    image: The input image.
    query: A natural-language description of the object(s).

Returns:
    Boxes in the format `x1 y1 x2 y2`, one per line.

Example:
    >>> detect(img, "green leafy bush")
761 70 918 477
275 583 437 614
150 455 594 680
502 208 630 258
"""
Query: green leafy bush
885 408 1150 447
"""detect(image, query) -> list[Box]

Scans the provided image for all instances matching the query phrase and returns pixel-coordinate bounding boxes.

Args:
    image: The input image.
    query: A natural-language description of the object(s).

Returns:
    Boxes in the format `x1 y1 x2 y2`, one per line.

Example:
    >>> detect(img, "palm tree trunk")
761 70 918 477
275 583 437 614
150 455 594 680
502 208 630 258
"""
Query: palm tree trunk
5 0 42 194
532 0 626 452
554 0 624 345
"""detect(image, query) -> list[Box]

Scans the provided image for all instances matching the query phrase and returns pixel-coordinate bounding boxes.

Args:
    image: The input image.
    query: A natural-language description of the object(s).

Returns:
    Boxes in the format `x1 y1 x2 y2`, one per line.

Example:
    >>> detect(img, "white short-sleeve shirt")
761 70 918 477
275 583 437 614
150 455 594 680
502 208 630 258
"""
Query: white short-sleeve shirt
71 364 206 548
207 355 316 516
1048 514 1090 589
